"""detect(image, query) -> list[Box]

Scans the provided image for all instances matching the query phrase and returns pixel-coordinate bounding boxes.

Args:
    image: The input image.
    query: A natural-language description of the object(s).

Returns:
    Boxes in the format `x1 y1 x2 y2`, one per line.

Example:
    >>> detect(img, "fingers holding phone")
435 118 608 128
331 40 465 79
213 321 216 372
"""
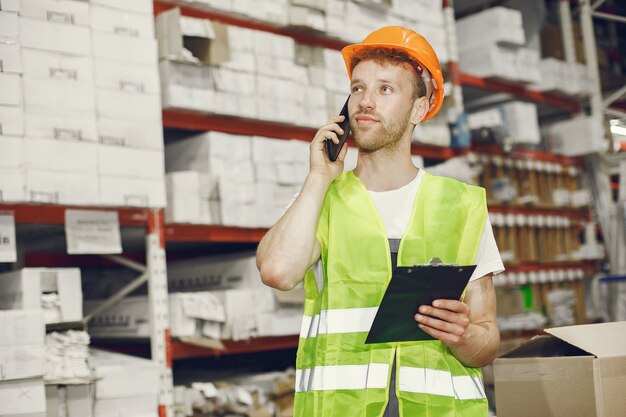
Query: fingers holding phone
310 115 349 179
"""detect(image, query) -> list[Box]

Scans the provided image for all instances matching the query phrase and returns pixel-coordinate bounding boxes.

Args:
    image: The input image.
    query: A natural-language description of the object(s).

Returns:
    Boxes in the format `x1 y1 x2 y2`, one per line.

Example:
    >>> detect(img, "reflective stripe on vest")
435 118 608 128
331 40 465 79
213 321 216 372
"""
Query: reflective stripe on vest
296 364 486 401
299 307 378 338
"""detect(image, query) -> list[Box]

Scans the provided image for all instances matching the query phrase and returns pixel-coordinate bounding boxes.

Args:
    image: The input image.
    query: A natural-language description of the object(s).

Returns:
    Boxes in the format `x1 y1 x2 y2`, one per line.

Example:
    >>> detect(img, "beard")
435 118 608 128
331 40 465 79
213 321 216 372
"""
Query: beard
351 107 413 153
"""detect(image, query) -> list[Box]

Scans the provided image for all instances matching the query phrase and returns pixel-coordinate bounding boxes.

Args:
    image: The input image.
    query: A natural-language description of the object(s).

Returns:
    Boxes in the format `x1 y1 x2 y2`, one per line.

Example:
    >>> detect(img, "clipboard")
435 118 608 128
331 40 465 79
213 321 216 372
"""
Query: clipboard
365 264 476 344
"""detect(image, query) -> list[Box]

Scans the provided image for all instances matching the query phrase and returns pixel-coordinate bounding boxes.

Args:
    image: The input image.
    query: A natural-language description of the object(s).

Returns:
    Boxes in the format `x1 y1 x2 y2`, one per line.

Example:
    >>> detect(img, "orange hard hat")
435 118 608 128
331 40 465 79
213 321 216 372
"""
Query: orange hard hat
341 26 444 121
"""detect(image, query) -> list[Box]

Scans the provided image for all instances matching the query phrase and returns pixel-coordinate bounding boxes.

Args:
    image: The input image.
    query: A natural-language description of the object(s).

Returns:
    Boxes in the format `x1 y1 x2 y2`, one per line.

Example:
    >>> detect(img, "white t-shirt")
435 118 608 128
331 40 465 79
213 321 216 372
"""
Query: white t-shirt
368 169 504 282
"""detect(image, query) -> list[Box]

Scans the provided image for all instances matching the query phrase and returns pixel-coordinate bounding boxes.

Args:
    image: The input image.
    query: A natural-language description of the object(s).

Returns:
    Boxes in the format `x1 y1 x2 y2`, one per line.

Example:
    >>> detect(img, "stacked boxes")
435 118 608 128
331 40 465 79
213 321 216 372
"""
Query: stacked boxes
468 101 541 145
0 310 47 417
547 115 607 156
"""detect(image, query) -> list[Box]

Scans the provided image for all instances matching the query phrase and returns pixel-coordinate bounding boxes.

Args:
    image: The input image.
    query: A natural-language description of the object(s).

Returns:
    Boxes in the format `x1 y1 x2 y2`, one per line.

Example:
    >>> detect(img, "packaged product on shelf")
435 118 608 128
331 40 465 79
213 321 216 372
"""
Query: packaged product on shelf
456 6 525 51
288 4 325 31
548 115 608 156
91 0 153 14
0 43 21 74
25 169 100 205
0 10 19 39
0 377 47 417
0 104 24 137
20 0 90 27
0 268 83 323
45 330 92 383
0 309 45 381
90 4 155 39
0 72 22 106
19 17 91 55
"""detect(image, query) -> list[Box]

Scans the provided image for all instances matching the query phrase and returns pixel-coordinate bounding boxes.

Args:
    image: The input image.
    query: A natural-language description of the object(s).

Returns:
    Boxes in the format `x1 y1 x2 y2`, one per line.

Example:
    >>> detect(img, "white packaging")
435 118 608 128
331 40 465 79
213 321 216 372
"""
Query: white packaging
94 394 156 417
0 344 45 380
0 168 25 202
548 115 607 156
502 101 541 145
98 175 166 207
23 77 95 112
24 107 98 142
22 48 94 83
20 0 90 26
25 169 99 204
90 348 160 399
459 43 518 81
90 5 155 39
456 6 525 50
92 31 158 66
0 378 46 416
212 287 277 340
97 117 163 149
47 384 95 417
0 268 83 323
0 309 45 346
98 145 164 180
288 5 325 31
0 11 19 39
19 17 91 55
90 0 152 14
255 308 303 337
95 88 161 120
94 59 160 95
0 43 21 74
0 72 21 106
167 251 262 292
0 0 20 12
24 137 98 173
0 135 23 169
165 171 202 224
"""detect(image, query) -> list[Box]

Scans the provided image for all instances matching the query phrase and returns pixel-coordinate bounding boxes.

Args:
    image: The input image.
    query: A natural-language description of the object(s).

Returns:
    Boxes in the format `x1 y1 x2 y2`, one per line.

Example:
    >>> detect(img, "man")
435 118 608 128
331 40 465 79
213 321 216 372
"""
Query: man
257 26 503 417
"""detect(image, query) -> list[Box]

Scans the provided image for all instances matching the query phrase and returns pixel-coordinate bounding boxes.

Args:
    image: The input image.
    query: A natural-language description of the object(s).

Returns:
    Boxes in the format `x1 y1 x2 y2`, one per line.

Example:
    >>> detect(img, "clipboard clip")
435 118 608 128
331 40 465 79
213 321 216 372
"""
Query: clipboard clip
426 258 461 268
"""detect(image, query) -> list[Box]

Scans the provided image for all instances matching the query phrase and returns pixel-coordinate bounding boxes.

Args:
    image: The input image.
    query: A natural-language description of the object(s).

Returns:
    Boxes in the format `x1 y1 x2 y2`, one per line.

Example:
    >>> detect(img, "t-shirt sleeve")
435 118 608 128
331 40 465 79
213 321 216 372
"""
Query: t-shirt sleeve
469 215 505 282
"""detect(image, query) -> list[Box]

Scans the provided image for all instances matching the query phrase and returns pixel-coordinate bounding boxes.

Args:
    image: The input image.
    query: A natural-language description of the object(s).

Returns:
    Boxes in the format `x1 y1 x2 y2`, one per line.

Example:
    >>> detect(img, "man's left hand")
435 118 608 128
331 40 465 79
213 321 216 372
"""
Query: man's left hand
414 299 470 346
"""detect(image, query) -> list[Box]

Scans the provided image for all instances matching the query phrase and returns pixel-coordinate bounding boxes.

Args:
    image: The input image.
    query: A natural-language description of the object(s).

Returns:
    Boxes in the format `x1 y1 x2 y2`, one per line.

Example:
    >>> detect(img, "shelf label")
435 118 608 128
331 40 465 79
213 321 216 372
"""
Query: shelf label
0 213 17 263
65 209 122 254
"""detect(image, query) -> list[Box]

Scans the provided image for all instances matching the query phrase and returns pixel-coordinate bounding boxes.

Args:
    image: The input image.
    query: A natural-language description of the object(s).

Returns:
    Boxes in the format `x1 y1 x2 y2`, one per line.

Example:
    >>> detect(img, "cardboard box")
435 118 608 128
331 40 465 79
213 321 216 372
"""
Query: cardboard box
0 11 19 39
25 169 99 205
0 344 45 381
494 321 626 417
0 136 24 169
0 73 22 106
94 394 157 417
0 310 45 346
24 107 98 142
548 115 607 156
97 116 163 149
456 6 525 50
98 175 166 207
23 77 95 112
90 0 152 14
22 48 94 83
90 5 155 39
459 43 518 81
0 43 22 74
92 31 158 66
0 168 25 202
90 349 160 399
165 171 202 224
24 137 98 173
156 7 230 65
95 88 161 120
0 378 46 416
98 145 164 179
20 0 90 26
0 0 20 12
19 17 91 55
94 59 160 95
0 268 83 323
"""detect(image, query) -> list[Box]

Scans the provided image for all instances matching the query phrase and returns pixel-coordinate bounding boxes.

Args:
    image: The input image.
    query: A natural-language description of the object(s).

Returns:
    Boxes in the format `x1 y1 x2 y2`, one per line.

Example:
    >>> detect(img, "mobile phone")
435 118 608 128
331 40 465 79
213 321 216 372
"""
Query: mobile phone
326 96 351 162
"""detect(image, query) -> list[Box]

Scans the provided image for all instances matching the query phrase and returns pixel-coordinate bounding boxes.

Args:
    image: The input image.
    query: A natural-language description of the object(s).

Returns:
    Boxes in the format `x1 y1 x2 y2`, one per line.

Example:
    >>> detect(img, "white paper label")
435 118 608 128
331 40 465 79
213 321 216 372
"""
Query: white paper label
65 209 122 254
0 213 16 262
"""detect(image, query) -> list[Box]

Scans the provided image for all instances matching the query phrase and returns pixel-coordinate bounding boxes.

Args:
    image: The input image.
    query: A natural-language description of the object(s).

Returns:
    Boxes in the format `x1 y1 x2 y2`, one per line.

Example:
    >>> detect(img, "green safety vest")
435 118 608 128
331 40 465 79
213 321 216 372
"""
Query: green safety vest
295 170 489 417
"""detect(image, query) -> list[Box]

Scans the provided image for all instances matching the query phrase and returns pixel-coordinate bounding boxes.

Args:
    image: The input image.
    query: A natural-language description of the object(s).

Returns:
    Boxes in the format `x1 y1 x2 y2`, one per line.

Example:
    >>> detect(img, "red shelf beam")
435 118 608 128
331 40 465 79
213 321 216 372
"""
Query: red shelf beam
164 224 267 243
171 335 299 360
460 72 581 113
471 143 583 167
153 0 347 50
0 204 152 227
488 204 591 220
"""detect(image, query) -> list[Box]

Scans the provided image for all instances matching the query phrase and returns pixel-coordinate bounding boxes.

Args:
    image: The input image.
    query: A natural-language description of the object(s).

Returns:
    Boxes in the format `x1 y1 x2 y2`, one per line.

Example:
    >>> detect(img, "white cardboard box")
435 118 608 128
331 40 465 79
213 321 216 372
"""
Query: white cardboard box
0 168 25 202
90 0 153 14
20 0 90 26
98 175 166 207
0 73 22 106
98 145 164 179
0 11 19 39
24 137 98 173
92 31 158 66
95 88 161 120
90 348 160 399
0 378 46 416
24 107 98 142
25 169 99 204
97 116 163 149
20 17 91 55
94 59 160 95
0 310 45 346
22 48 94 83
0 0 20 12
456 6 525 50
0 136 23 169
23 77 95 112
0 345 45 381
0 268 83 323
165 171 202 224
94 394 157 417
0 43 21 74
90 5 155 39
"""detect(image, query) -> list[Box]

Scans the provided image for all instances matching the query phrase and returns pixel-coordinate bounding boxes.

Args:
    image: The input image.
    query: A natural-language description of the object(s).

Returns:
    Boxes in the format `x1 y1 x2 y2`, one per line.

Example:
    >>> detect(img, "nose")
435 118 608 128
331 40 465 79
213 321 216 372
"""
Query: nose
357 89 375 111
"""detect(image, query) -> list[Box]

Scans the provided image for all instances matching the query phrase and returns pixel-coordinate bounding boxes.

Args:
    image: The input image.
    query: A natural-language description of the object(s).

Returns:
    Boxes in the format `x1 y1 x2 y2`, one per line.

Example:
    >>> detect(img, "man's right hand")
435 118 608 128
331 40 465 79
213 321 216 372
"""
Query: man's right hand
310 115 349 181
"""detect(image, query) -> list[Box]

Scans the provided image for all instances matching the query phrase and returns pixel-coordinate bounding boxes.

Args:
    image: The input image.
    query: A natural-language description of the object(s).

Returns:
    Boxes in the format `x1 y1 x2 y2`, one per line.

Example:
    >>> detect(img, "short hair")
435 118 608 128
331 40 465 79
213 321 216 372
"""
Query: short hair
349 48 427 99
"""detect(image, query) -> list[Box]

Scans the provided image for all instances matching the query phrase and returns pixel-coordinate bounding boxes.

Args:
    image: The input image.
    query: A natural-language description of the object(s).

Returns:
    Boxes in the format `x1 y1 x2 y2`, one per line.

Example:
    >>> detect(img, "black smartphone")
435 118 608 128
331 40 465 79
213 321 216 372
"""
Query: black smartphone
326 96 351 162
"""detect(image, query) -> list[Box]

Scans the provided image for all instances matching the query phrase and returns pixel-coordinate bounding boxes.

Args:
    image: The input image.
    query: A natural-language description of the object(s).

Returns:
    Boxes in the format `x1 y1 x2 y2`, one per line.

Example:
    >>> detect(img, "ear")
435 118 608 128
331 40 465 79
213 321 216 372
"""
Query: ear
410 96 430 125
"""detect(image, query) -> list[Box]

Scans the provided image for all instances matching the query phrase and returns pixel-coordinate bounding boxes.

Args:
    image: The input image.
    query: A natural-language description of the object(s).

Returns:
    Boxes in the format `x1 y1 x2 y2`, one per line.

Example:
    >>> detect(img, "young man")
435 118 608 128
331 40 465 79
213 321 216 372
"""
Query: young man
257 26 503 417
